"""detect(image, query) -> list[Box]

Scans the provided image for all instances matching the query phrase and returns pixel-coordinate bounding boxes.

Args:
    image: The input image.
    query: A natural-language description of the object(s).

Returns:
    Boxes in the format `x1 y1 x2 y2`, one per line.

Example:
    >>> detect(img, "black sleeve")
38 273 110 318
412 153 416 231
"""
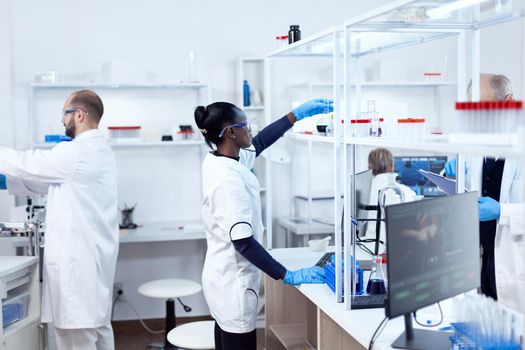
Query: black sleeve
232 236 287 280
252 115 293 157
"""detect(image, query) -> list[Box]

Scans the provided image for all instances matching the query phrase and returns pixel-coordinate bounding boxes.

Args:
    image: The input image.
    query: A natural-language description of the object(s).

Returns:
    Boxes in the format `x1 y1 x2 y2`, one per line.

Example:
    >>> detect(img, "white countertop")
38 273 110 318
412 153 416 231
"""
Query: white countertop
0 256 38 278
277 217 334 235
119 221 206 243
268 247 453 350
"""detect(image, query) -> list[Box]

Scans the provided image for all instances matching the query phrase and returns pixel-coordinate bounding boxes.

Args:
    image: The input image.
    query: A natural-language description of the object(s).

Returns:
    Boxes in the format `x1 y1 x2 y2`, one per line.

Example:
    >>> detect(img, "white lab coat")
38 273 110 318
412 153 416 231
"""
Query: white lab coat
201 148 263 334
0 129 119 329
365 173 417 244
466 157 524 315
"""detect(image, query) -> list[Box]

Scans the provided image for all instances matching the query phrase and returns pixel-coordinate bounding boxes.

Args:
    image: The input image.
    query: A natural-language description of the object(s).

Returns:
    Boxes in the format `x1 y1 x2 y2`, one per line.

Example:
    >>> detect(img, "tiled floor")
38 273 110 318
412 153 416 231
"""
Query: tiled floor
113 318 265 350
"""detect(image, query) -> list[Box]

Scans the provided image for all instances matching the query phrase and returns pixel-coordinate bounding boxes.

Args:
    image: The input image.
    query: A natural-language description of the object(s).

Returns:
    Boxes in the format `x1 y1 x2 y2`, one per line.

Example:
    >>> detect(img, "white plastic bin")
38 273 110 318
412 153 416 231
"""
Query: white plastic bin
107 126 142 142
397 118 426 141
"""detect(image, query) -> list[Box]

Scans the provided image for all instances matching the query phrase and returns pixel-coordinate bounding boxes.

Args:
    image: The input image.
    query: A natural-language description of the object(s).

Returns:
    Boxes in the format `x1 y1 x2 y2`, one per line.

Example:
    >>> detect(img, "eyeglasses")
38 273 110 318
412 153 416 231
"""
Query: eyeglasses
218 121 251 138
62 107 88 118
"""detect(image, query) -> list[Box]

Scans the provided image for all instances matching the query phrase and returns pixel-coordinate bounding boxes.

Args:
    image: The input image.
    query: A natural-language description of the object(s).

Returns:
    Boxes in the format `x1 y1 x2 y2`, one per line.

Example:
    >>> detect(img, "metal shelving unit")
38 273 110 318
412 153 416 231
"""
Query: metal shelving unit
342 0 525 311
265 27 344 304
28 81 210 148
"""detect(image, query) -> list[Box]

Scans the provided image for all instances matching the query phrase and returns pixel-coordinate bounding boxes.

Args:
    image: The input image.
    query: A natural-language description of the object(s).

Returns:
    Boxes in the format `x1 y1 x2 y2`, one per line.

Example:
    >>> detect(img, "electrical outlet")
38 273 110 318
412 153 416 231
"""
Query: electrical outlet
113 282 124 301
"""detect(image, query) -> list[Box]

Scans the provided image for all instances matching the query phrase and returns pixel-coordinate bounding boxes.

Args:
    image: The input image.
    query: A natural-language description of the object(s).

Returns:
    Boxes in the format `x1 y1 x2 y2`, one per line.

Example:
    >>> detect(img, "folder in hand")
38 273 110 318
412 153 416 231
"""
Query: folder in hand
417 169 457 195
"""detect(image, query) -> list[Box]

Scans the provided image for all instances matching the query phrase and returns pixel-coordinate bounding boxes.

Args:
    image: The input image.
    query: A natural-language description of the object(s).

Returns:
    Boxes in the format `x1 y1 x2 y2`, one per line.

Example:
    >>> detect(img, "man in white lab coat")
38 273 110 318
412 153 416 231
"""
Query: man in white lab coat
447 74 524 316
0 90 119 350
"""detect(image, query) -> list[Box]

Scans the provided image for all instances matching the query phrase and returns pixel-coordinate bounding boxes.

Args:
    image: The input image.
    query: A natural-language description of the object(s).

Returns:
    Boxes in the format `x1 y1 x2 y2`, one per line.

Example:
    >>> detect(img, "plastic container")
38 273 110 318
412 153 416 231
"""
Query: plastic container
3 292 29 329
275 35 289 48
455 100 523 133
288 25 301 44
350 118 384 137
308 237 330 251
397 118 426 140
44 134 72 143
243 80 251 107
107 126 142 142
350 119 371 137
423 72 442 81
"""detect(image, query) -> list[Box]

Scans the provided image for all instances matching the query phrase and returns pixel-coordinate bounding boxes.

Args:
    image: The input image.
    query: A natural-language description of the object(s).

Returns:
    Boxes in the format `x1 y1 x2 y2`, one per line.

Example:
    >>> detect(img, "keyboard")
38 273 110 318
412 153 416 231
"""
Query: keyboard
315 252 335 268
351 294 386 309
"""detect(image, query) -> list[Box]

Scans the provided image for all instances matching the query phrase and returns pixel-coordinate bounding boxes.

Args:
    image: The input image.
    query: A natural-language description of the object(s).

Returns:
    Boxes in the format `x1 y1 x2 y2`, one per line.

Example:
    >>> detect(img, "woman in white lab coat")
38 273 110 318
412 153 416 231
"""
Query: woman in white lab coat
365 148 416 246
196 100 330 350
0 90 118 350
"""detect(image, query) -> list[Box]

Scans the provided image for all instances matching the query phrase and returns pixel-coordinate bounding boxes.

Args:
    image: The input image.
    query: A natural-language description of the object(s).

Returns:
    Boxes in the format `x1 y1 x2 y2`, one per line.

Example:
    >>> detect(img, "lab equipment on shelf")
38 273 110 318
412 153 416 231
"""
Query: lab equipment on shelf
119 204 138 230
367 100 382 137
455 100 524 134
288 25 301 44
275 35 289 48
174 125 195 140
107 126 142 142
450 294 522 350
316 113 334 136
349 118 385 137
243 80 251 106
325 256 364 296
396 118 426 140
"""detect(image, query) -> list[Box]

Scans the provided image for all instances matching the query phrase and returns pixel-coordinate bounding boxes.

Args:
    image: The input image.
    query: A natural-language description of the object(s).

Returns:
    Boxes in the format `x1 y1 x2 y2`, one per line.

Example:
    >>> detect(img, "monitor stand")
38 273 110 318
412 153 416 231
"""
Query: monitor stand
392 314 451 350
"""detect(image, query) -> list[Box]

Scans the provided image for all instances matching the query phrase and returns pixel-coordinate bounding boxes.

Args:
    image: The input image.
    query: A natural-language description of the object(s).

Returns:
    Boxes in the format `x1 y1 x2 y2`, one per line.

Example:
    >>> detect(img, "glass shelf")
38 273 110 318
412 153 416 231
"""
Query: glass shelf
346 0 524 30
267 27 341 58
30 82 208 89
344 135 525 159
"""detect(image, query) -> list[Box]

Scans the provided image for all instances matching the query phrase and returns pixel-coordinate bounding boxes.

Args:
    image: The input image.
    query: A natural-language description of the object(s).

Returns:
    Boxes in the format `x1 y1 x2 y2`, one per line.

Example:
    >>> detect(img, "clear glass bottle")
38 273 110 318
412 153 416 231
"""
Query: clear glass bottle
366 255 387 295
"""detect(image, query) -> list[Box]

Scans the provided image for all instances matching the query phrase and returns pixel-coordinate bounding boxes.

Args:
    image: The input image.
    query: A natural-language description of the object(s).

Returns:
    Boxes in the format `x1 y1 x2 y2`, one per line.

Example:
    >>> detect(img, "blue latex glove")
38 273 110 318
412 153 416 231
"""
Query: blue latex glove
283 266 325 285
292 98 334 121
478 196 500 222
0 174 6 190
444 159 456 178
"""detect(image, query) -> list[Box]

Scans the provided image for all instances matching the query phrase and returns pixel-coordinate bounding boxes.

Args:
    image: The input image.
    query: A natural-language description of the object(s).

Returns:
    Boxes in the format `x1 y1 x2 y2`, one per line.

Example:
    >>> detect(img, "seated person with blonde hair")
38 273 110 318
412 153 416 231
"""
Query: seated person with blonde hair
365 148 417 245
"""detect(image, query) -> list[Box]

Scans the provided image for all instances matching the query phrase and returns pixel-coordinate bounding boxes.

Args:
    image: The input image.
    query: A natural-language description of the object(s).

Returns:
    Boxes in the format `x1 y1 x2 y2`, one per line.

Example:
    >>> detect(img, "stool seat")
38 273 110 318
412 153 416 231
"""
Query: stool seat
138 279 202 299
167 321 215 350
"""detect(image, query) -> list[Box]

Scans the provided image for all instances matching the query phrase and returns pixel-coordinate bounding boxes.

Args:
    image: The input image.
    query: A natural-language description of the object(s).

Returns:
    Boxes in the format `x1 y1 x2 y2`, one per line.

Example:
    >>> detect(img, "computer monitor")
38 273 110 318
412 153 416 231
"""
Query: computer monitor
394 156 448 197
385 192 480 350
354 169 374 236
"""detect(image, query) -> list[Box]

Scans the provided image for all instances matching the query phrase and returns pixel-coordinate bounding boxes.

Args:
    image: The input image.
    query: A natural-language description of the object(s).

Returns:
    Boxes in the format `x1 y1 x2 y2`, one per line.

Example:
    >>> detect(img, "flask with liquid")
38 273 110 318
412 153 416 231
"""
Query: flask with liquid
366 255 387 295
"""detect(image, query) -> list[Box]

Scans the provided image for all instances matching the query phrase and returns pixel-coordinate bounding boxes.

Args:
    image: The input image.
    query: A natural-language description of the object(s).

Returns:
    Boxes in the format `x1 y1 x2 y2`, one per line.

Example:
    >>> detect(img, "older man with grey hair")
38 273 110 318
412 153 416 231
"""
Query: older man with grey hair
450 74 524 317
468 73 514 101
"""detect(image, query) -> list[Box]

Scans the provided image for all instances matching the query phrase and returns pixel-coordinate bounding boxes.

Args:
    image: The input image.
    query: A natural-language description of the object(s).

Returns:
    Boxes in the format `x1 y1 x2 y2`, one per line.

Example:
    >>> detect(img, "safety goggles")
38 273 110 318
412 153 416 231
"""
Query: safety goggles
62 107 88 118
218 121 251 138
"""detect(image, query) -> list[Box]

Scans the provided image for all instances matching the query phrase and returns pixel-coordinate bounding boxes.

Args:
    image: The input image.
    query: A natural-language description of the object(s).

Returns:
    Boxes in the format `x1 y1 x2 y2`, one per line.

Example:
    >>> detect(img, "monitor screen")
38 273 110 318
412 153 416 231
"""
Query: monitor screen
394 156 448 197
354 169 374 235
385 193 480 319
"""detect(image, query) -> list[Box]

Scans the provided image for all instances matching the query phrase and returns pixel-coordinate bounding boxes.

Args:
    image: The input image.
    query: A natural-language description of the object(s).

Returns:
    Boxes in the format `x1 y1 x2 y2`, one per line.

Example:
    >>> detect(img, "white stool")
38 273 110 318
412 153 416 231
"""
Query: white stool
167 320 215 350
138 278 202 350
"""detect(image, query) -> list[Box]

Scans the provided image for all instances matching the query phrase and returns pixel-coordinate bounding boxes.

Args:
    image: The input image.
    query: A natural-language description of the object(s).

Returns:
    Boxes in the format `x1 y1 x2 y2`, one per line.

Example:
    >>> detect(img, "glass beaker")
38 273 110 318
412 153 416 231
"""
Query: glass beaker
368 100 380 137
366 255 387 295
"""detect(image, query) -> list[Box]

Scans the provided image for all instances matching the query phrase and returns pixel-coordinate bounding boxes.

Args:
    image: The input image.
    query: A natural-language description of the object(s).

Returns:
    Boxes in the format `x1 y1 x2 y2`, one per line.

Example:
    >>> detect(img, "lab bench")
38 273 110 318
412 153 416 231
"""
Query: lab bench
118 220 206 243
0 256 41 350
265 248 452 350
277 218 333 247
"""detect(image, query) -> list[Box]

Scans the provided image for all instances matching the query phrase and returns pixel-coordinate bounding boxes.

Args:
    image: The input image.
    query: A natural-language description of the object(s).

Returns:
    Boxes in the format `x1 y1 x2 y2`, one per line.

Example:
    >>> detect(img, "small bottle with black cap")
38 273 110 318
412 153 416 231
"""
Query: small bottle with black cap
288 25 301 44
